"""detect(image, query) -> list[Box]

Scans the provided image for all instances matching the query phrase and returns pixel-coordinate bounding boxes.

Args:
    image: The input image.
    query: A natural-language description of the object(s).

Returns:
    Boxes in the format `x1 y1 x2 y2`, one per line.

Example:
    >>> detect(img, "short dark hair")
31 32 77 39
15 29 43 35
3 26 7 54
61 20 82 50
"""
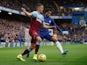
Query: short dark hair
36 3 43 9
45 8 52 12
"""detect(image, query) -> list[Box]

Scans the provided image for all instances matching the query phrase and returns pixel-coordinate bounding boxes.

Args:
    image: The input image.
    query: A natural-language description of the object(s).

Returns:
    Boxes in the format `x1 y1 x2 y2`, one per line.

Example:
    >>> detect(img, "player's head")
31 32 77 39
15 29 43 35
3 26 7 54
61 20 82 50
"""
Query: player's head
36 3 44 13
45 8 52 17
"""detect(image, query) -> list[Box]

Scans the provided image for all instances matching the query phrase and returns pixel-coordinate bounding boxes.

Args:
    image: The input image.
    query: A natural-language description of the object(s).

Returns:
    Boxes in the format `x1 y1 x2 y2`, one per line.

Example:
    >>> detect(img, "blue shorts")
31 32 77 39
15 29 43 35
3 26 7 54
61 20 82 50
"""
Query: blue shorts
40 31 53 41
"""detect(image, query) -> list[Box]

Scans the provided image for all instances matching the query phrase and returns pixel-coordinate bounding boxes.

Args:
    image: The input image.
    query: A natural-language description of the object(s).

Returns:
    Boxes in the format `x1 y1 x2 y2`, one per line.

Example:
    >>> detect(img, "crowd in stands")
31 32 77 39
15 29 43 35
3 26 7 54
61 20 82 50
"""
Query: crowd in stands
0 0 87 47
58 23 87 43
0 0 87 16
0 18 87 45
0 0 21 10
0 18 25 46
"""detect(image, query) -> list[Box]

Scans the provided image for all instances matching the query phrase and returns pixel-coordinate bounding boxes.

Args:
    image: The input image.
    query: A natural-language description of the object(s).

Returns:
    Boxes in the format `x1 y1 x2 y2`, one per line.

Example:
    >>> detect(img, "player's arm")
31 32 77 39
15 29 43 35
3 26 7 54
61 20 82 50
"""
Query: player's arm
42 22 56 29
21 8 32 16
51 19 62 33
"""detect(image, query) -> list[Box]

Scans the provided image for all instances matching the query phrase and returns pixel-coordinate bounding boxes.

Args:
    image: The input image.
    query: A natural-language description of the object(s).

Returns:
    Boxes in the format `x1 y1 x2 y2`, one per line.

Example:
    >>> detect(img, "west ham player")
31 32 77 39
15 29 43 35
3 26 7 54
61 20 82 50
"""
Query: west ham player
26 9 68 60
17 3 56 61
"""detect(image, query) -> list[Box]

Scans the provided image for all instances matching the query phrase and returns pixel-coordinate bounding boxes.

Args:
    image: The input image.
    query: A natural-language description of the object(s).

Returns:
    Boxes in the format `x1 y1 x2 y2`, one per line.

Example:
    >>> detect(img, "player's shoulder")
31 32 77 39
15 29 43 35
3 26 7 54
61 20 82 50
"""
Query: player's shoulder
32 11 38 14
32 11 38 17
49 17 53 20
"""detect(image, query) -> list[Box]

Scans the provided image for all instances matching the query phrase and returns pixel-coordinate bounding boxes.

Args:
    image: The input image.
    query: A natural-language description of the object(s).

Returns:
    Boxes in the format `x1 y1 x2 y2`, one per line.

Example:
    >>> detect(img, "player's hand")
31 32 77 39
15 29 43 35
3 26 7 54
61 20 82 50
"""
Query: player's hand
52 26 56 30
22 12 26 16
21 7 26 12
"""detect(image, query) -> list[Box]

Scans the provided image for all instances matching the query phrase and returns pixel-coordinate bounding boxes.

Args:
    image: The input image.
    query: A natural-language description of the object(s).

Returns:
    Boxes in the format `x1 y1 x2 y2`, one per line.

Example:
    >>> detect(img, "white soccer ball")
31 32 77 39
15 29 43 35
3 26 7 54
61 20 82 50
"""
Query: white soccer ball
38 54 46 62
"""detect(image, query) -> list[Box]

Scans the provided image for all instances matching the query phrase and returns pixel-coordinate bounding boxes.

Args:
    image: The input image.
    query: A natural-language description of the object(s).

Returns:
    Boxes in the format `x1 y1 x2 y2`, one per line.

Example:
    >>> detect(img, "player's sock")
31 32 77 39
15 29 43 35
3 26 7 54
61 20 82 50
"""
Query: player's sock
21 49 29 56
26 48 33 58
33 42 40 60
35 45 40 54
55 41 64 54
33 45 39 60
35 42 40 54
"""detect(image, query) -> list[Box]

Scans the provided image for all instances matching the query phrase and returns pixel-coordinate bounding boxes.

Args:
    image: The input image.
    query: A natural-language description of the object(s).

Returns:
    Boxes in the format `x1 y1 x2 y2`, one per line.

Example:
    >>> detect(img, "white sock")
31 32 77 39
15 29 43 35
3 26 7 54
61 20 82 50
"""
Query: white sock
36 42 41 45
55 41 64 54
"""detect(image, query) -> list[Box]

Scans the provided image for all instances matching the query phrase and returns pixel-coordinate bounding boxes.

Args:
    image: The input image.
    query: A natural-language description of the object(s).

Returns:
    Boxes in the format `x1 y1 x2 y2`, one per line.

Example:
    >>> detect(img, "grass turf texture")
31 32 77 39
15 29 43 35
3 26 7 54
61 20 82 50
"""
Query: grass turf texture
0 44 87 65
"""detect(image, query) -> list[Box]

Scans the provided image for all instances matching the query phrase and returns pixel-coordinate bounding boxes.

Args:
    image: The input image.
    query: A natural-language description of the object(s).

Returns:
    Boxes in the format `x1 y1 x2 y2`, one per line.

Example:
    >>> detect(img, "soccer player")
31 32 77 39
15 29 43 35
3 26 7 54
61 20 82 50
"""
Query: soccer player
26 9 68 60
17 3 56 61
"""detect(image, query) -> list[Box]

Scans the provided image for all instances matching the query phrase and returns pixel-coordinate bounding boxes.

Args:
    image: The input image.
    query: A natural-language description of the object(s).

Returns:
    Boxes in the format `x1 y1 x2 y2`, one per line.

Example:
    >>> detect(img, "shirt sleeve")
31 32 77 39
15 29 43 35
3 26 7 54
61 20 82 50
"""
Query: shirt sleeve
51 19 62 33
41 15 44 22
32 11 37 17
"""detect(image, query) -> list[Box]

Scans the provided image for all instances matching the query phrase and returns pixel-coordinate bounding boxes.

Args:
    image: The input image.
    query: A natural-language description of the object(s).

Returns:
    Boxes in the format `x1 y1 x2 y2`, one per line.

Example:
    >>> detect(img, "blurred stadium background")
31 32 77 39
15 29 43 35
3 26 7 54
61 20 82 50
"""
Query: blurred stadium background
0 0 87 48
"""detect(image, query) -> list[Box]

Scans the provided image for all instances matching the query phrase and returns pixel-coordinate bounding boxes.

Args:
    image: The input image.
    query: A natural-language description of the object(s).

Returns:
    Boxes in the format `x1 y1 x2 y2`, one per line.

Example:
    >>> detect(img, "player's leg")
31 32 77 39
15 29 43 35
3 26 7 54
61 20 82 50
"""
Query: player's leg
17 46 32 61
17 39 36 61
26 43 35 58
51 34 68 56
33 36 42 60
20 30 42 60
26 38 36 58
17 30 39 61
44 33 68 56
33 32 45 60
17 45 33 61
35 36 42 54
28 30 42 60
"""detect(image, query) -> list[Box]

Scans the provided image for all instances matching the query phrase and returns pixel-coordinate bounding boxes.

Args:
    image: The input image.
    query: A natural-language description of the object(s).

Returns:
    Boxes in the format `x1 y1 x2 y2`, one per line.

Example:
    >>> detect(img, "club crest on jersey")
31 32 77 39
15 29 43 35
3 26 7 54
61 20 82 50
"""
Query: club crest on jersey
49 20 51 23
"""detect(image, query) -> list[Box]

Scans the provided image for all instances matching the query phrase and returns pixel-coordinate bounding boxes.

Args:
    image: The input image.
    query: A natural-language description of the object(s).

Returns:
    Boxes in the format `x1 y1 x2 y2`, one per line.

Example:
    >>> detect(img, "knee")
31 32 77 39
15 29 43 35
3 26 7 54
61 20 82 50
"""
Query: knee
52 37 58 42
30 44 36 48
36 37 42 42
38 38 42 42
54 38 58 42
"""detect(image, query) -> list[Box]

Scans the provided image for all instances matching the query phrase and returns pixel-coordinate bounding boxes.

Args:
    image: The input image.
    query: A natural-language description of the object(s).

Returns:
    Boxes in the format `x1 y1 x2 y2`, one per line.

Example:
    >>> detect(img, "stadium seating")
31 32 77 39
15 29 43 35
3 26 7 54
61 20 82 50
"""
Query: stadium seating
0 0 87 16
0 18 25 47
0 0 87 47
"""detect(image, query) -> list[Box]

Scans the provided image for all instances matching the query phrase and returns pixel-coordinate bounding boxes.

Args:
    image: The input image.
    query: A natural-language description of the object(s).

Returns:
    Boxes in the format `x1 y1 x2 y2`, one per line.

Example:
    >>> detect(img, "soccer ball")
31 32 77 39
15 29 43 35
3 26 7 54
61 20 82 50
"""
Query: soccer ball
38 54 46 62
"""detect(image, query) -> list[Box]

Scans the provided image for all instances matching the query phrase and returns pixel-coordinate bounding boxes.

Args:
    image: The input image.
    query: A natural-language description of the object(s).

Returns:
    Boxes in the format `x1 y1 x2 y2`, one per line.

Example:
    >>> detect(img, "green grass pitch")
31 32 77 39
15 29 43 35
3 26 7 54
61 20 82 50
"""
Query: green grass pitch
0 44 87 65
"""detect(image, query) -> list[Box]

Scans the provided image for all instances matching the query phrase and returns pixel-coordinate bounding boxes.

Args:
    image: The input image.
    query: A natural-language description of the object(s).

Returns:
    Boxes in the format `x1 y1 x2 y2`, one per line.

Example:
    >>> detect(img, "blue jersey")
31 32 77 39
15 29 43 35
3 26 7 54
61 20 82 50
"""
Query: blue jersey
40 14 62 33
40 14 54 32
40 14 62 40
